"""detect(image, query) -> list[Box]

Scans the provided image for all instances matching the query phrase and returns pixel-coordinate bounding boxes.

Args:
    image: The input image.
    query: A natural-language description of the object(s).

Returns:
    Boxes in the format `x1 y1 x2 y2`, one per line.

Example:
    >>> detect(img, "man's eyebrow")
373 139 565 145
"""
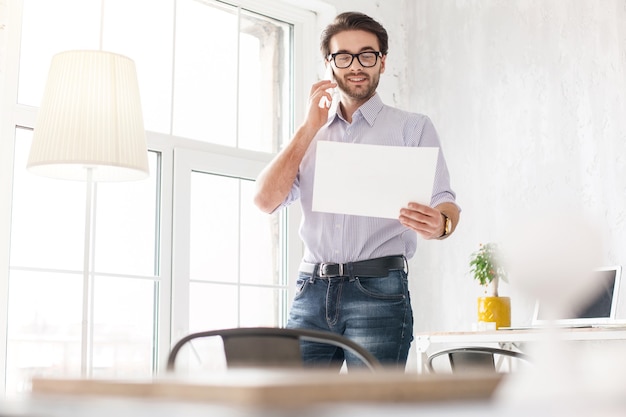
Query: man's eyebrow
331 47 379 54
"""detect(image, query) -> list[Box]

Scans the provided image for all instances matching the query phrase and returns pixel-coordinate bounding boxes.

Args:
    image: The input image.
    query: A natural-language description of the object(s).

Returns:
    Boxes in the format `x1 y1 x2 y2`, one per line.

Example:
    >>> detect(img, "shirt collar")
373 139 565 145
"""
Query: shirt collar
329 93 383 127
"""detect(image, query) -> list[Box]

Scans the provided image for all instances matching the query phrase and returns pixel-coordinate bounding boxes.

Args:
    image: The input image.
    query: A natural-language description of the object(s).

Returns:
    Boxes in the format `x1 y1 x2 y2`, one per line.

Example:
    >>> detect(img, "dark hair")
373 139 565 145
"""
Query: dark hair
320 12 389 58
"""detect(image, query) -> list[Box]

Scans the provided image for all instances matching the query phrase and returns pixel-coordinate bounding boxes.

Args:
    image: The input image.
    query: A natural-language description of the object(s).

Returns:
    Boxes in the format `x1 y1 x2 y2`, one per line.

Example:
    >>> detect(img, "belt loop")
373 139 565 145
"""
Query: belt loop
308 265 317 283
402 255 409 275
313 264 320 280
347 262 355 281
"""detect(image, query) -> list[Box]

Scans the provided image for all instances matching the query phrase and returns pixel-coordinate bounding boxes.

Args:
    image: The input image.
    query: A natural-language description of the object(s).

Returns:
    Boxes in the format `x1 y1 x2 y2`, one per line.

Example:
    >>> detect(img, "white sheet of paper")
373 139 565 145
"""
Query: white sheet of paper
312 141 439 219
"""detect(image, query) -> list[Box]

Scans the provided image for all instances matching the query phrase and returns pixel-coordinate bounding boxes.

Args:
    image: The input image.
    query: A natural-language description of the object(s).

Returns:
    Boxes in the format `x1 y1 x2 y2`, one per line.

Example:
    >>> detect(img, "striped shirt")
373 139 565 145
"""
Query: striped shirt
278 93 457 264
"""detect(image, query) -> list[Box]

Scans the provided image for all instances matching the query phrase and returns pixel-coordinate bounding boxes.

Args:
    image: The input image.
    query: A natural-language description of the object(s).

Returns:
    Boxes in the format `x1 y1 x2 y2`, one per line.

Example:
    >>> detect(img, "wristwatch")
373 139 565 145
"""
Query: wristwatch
439 212 452 238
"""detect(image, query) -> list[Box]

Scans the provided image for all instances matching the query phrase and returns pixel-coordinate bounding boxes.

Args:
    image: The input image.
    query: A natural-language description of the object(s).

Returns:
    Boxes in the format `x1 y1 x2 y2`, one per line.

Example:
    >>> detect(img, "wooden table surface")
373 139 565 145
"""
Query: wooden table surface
31 369 503 407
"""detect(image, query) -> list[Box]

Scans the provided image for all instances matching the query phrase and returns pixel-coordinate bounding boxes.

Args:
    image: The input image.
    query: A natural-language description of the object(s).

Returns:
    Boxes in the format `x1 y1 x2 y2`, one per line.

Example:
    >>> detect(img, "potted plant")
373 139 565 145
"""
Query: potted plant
469 243 511 329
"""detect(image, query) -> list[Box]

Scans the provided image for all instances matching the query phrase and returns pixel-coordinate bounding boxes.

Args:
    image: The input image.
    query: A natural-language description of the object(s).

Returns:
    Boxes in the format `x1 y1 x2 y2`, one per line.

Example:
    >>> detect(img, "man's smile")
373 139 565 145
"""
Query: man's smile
346 75 368 83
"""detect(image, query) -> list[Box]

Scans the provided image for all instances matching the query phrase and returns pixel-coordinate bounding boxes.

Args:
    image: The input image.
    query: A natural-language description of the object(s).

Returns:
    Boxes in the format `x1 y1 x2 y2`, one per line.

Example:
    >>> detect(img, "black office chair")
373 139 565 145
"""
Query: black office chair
427 346 532 374
166 327 383 372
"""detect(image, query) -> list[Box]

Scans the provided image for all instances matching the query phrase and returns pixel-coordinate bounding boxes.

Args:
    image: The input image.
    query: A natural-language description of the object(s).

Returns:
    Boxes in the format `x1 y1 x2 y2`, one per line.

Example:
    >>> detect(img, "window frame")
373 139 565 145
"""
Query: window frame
0 0 332 393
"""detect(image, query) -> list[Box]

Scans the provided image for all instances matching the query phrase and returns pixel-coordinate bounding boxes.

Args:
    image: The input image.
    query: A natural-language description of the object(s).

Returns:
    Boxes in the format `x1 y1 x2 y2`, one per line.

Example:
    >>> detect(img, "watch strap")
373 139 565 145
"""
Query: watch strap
439 212 451 238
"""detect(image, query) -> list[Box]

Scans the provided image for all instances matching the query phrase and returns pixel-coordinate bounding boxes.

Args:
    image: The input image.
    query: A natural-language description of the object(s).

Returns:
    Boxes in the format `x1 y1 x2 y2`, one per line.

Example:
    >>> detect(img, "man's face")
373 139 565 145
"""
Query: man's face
327 30 386 102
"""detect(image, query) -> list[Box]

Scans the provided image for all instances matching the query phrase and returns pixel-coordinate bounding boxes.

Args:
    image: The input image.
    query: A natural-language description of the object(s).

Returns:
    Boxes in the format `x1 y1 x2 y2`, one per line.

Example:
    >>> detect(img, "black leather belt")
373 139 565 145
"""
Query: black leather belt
299 255 405 278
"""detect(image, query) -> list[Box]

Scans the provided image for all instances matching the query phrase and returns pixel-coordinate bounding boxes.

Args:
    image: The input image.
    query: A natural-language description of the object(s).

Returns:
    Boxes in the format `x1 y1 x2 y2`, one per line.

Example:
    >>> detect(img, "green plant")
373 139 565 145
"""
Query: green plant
469 242 508 287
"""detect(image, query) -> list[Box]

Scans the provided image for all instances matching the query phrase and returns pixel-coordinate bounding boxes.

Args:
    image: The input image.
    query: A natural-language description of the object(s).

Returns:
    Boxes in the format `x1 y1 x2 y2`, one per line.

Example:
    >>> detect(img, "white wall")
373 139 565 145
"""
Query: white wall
326 1 626 333
409 0 626 331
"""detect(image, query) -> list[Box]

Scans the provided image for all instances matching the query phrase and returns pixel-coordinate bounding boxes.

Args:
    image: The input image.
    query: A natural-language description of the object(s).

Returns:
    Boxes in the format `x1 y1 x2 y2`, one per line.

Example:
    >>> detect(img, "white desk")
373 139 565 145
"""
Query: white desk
415 326 626 373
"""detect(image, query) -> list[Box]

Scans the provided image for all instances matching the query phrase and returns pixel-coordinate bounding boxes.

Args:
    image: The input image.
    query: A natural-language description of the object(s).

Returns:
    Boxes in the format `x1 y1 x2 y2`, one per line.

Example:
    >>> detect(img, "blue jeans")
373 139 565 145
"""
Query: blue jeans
286 269 414 370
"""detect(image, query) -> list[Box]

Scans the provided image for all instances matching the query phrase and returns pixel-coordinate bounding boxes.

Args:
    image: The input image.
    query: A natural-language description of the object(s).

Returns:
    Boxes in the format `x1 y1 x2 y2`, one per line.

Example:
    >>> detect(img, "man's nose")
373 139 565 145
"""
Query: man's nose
349 56 364 69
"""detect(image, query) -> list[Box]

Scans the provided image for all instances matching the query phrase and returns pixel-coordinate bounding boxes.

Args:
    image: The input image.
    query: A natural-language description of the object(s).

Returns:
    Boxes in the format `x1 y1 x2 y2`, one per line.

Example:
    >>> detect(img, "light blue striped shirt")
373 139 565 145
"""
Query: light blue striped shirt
279 93 457 264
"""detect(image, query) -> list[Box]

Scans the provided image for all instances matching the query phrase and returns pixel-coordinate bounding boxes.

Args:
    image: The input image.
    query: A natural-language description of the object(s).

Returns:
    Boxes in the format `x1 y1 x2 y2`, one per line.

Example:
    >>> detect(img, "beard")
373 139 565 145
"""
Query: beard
335 71 381 101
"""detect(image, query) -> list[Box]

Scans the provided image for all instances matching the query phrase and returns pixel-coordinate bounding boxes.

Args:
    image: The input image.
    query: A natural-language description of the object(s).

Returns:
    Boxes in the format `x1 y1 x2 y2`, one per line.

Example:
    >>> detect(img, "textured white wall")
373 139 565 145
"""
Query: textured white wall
407 0 626 332
326 1 626 334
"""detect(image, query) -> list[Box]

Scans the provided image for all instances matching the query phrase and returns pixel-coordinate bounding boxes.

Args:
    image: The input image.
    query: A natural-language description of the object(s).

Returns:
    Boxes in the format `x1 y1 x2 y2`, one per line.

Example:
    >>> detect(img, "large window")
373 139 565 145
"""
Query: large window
1 0 318 395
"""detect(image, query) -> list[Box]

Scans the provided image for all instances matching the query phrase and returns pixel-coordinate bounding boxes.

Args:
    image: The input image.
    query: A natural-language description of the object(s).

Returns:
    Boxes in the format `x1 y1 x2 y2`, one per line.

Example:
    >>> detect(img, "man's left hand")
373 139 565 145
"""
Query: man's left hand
399 202 458 240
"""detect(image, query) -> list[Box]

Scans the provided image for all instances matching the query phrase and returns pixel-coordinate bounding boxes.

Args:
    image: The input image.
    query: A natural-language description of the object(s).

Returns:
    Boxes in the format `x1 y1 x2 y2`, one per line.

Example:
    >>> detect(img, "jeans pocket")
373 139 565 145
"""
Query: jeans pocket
294 276 312 300
354 273 407 300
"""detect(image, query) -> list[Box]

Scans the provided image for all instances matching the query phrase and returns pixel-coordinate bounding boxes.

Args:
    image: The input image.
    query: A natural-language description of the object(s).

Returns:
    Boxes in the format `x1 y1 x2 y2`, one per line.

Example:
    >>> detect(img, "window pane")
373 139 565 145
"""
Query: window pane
240 287 286 327
102 0 174 133
238 10 291 152
18 0 100 106
189 172 239 283
172 1 292 152
240 180 281 286
92 276 157 378
189 172 282 286
10 128 85 270
173 0 238 144
95 152 159 277
6 270 82 395
189 282 238 333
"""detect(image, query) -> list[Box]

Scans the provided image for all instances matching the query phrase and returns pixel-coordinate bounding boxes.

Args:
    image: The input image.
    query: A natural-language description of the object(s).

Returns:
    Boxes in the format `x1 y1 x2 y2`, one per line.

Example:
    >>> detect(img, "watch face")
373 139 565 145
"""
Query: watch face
445 217 452 234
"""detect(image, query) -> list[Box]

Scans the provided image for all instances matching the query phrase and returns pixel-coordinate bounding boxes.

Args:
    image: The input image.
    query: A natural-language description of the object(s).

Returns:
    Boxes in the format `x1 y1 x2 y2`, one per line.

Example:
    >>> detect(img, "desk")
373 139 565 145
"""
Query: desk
415 326 626 373
14 369 626 417
30 370 501 407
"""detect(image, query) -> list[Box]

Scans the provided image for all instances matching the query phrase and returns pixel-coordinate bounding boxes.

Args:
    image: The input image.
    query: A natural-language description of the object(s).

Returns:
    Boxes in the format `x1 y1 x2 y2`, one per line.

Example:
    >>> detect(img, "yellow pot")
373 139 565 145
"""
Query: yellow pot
477 296 511 329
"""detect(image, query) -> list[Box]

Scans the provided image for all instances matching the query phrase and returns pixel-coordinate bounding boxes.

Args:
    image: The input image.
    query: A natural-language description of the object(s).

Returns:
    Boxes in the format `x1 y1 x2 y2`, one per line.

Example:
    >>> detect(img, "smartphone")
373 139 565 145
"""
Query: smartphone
319 65 338 109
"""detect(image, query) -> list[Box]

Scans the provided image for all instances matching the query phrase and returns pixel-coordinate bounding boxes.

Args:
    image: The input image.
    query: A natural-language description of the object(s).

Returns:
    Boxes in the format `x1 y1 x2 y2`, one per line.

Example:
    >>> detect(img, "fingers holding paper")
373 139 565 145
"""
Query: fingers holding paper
399 202 457 240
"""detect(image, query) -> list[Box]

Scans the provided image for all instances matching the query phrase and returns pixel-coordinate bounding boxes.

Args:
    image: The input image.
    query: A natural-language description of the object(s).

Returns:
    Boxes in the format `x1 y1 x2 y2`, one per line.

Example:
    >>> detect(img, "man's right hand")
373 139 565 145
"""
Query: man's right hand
254 80 337 214
305 79 337 131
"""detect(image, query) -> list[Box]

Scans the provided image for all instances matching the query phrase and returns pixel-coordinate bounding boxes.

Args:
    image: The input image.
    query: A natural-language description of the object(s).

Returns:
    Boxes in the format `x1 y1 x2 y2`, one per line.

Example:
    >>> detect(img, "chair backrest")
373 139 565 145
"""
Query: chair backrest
167 327 383 372
427 346 532 374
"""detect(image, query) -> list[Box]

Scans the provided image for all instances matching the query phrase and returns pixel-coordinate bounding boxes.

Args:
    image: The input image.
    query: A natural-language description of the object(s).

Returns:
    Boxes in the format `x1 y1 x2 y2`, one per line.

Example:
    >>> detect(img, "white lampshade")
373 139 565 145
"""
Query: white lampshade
28 50 149 181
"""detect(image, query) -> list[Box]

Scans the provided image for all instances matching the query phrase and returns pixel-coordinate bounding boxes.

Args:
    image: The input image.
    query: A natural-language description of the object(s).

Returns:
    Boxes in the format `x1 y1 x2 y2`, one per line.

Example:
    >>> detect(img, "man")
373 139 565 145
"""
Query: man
254 12 459 369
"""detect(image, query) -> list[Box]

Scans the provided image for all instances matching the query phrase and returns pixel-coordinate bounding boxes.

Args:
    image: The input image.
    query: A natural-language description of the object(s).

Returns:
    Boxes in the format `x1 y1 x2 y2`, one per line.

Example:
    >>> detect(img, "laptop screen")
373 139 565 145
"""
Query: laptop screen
533 266 622 326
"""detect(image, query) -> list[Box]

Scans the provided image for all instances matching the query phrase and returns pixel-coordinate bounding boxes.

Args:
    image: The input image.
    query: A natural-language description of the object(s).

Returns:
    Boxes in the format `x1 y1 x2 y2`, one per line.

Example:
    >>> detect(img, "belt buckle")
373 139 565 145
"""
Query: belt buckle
319 262 343 277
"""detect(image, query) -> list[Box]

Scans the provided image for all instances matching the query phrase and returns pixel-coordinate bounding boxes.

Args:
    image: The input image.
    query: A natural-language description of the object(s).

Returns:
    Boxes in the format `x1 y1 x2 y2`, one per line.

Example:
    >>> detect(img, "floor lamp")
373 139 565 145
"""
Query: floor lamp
27 50 149 376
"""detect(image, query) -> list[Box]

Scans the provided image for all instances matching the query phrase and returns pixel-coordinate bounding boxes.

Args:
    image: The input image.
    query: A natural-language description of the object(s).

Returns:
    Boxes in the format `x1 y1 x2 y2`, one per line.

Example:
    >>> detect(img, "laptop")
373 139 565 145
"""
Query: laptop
502 266 623 330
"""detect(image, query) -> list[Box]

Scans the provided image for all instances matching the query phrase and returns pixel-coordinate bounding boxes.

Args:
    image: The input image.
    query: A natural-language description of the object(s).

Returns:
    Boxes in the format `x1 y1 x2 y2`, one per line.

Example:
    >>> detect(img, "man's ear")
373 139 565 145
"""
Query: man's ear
380 54 386 74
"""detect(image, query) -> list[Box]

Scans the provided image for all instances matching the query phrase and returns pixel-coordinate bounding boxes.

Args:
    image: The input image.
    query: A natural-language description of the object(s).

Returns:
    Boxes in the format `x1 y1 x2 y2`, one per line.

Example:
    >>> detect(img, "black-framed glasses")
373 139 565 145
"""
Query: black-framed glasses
327 51 383 68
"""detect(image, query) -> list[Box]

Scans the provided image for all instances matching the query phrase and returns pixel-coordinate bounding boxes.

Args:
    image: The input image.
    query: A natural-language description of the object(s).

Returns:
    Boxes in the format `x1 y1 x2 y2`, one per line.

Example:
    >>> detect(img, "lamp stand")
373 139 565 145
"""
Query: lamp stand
81 167 95 377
